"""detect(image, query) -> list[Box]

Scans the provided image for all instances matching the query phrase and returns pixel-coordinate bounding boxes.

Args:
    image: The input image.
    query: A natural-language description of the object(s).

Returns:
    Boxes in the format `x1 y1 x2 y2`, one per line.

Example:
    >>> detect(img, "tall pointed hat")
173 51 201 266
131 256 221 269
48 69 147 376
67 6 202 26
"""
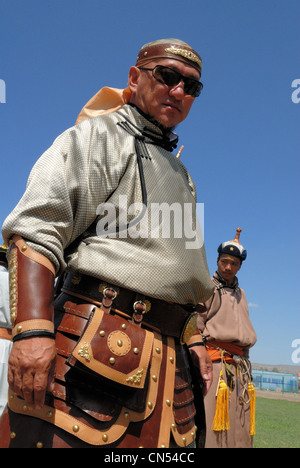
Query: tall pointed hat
217 228 247 261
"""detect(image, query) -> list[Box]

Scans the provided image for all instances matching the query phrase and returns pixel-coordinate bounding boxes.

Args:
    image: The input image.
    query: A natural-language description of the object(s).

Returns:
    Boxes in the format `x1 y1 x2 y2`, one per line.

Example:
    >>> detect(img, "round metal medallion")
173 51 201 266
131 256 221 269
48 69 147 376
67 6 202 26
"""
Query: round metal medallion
107 331 131 356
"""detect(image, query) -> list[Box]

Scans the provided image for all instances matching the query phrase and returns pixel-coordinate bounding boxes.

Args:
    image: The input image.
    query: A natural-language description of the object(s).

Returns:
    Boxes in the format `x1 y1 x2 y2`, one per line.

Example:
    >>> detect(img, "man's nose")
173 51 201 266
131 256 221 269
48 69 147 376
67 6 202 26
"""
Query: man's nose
169 80 185 97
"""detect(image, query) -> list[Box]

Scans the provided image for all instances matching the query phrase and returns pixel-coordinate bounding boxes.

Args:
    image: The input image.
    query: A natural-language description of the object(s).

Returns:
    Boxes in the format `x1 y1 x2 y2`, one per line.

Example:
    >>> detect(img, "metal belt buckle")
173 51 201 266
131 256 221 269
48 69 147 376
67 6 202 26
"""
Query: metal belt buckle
180 312 198 345
103 287 118 300
99 283 119 311
132 300 151 324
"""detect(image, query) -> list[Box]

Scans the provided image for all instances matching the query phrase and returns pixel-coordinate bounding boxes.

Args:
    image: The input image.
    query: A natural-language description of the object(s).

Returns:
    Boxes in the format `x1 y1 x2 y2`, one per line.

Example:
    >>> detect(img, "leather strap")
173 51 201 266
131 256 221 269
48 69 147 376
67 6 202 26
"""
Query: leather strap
12 319 54 339
62 273 197 342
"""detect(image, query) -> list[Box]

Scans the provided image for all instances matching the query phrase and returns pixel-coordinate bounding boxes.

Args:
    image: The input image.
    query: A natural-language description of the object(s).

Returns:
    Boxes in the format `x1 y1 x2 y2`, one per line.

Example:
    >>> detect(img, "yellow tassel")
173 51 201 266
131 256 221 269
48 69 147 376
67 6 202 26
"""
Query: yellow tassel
212 372 230 432
248 382 256 436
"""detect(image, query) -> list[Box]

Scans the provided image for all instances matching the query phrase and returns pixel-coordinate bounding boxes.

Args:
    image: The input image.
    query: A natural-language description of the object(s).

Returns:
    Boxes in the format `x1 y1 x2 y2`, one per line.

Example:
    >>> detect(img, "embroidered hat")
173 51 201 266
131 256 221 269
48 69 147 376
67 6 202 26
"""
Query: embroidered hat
136 38 202 74
76 39 202 125
217 228 247 262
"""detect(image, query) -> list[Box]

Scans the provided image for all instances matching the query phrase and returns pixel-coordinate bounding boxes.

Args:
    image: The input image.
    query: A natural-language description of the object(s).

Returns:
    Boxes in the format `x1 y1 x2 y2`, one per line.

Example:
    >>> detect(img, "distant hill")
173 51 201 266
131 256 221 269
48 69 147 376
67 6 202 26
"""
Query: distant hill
252 363 300 374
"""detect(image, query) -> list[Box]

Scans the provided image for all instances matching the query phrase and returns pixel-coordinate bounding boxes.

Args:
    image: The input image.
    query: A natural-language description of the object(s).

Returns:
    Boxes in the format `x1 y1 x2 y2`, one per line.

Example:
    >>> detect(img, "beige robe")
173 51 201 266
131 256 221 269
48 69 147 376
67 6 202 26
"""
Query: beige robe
197 272 257 448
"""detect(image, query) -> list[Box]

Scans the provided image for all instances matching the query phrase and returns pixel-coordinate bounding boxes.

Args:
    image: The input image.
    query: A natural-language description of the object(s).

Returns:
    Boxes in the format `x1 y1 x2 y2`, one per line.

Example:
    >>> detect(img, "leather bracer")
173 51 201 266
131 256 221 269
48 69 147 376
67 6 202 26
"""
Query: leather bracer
8 235 56 342
186 329 205 349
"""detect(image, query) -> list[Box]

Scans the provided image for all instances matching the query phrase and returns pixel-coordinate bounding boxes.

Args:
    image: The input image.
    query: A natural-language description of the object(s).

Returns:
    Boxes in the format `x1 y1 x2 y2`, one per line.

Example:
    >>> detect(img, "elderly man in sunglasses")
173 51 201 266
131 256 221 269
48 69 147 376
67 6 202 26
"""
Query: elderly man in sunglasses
0 38 214 448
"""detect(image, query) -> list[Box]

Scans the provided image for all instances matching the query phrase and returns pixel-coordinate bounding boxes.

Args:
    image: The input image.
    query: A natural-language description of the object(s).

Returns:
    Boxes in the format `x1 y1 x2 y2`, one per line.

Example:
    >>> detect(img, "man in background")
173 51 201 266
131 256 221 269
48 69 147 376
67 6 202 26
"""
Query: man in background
196 228 257 448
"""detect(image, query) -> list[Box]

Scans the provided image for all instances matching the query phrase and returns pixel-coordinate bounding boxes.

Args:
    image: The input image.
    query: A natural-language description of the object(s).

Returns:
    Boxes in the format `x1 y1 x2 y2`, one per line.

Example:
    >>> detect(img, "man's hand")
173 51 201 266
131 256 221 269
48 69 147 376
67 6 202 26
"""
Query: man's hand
8 337 56 410
190 345 213 396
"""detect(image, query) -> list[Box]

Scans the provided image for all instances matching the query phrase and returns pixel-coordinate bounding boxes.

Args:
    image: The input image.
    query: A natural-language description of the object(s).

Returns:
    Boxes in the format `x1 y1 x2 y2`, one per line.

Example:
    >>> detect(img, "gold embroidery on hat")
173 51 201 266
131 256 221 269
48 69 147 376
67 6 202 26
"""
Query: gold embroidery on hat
165 48 202 68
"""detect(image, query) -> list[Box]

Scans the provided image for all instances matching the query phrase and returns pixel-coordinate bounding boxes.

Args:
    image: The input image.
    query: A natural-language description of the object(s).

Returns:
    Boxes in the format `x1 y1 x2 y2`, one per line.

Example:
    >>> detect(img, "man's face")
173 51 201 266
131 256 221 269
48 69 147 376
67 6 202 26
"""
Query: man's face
128 58 200 128
217 254 241 284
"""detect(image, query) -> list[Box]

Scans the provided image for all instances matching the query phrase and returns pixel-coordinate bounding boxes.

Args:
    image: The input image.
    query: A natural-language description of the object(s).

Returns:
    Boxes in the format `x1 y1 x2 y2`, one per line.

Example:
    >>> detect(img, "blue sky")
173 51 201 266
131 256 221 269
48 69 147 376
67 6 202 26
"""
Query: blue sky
0 0 299 365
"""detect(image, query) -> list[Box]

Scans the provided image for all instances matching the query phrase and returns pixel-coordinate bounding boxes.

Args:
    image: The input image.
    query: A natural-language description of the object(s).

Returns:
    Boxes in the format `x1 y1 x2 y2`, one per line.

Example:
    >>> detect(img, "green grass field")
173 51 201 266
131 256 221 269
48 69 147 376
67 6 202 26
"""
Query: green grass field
254 397 300 448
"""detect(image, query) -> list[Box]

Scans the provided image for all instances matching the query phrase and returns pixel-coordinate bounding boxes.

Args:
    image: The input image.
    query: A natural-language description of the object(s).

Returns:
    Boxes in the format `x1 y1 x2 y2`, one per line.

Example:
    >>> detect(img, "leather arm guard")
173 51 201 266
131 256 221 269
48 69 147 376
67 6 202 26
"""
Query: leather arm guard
186 331 205 349
8 235 56 342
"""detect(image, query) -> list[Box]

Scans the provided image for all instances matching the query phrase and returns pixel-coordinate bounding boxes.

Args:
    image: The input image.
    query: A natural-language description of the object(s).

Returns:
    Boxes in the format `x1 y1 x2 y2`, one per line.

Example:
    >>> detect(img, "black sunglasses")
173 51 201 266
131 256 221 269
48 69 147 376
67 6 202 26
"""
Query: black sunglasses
139 65 203 98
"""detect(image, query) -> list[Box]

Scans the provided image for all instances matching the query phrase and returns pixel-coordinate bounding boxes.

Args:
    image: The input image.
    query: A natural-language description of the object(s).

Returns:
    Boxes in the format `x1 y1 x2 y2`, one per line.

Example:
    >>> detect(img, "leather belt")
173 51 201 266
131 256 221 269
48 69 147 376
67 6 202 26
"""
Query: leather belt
0 327 12 341
61 273 198 344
